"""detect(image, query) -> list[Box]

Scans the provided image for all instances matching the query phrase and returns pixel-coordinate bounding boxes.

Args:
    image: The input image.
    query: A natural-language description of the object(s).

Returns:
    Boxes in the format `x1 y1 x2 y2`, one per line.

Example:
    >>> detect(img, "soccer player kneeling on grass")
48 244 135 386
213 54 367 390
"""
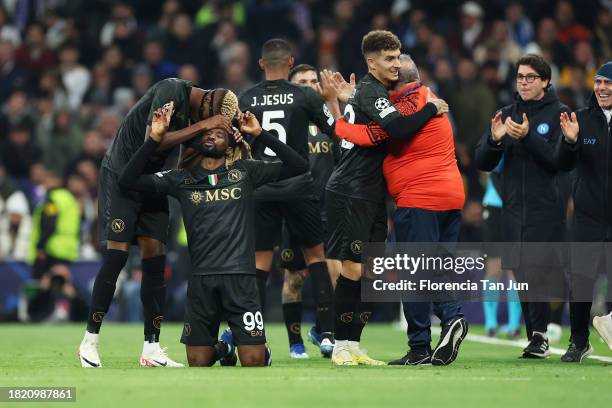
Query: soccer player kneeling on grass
119 103 309 366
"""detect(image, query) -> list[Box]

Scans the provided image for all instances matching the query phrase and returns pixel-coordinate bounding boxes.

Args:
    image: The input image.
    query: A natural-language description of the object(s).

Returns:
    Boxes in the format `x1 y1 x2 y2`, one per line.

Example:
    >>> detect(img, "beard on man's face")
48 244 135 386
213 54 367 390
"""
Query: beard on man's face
200 142 226 158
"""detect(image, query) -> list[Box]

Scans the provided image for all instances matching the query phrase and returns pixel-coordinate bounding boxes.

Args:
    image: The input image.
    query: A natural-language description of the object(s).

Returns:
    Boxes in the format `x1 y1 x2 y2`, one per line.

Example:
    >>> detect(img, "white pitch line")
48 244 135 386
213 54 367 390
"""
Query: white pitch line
394 321 612 363
465 332 612 363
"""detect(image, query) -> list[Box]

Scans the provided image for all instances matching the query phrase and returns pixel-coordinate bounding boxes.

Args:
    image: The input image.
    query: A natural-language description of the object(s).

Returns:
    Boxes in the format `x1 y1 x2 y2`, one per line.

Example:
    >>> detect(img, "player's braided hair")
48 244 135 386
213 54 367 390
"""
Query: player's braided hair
225 133 252 169
178 88 244 169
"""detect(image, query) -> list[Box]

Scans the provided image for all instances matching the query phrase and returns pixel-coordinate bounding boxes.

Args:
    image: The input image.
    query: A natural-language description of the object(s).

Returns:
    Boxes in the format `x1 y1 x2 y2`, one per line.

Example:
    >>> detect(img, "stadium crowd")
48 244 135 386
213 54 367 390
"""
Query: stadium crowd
0 0 610 328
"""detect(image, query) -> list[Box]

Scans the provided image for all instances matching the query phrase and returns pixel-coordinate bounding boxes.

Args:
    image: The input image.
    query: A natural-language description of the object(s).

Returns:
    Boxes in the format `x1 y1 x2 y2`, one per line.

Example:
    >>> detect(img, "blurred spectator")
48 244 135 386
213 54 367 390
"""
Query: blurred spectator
593 7 611 60
58 43 91 110
43 110 84 175
0 40 30 103
83 63 114 109
27 263 88 322
555 0 590 46
38 69 68 110
474 20 522 67
29 168 80 277
0 90 34 138
558 64 592 110
0 122 42 180
101 45 132 89
0 5 21 46
0 163 30 260
66 172 97 259
506 1 534 48
99 2 137 48
166 13 200 67
559 40 598 89
449 1 487 56
178 63 200 85
195 0 245 28
447 58 496 151
131 64 153 100
158 0 183 32
525 17 572 68
220 60 254 95
14 23 56 78
142 39 178 81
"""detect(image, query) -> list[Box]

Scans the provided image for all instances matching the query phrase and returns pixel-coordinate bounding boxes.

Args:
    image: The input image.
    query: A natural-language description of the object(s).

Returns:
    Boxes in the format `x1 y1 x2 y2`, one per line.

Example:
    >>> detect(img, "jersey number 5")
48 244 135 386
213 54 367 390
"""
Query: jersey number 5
262 110 287 156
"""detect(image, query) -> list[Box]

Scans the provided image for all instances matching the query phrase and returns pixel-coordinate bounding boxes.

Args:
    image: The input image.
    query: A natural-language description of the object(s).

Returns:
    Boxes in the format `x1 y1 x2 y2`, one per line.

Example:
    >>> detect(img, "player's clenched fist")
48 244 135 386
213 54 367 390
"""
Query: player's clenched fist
150 101 174 142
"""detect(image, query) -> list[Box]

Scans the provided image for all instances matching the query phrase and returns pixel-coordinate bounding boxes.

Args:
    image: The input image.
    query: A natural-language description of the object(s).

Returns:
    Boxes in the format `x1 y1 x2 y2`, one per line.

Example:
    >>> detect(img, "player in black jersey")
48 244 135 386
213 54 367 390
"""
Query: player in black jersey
238 39 337 356
119 104 308 367
277 64 342 359
79 78 234 368
323 31 447 365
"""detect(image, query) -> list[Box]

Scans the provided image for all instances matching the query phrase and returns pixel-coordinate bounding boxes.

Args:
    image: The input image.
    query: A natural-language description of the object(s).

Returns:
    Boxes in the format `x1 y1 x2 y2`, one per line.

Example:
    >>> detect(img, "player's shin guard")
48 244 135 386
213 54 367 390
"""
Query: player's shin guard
283 302 303 345
86 249 129 333
334 275 360 341
141 255 166 342
256 269 268 318
309 262 334 336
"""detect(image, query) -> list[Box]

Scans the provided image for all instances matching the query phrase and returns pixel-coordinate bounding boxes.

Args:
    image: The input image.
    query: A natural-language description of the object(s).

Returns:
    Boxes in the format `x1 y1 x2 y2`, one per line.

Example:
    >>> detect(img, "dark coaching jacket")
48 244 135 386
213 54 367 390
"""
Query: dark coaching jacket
475 88 570 244
556 93 612 241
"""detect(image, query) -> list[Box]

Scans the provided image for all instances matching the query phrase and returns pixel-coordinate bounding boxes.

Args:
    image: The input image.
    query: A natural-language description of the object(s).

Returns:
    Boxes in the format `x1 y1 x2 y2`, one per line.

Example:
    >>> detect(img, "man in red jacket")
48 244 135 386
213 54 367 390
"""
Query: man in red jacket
334 54 467 366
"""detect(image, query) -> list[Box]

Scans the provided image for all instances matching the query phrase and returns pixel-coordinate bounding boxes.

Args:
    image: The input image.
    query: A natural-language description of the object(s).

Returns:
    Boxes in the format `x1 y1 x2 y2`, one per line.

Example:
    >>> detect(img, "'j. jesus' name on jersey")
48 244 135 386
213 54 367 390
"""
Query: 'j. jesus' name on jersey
249 94 294 107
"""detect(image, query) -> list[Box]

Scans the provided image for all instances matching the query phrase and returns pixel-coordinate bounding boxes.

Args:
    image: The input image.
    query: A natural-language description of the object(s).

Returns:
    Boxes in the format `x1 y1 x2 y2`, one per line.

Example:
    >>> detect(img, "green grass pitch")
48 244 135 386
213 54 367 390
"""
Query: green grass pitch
1 323 611 408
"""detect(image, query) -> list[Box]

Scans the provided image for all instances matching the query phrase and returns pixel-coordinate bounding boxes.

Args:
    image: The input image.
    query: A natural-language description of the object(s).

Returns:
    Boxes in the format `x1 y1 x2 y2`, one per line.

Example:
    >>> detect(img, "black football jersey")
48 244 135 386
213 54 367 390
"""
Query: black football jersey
326 73 400 203
102 78 192 174
239 79 334 200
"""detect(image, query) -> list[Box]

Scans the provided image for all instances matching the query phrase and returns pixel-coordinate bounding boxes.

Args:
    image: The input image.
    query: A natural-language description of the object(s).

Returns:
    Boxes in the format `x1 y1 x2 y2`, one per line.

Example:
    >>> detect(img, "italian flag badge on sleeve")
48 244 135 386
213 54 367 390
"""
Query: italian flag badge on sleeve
208 174 218 186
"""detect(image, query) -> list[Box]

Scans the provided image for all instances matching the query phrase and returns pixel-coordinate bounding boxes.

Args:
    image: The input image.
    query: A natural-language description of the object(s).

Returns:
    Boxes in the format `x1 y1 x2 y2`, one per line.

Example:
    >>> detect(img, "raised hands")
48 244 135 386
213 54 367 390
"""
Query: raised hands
150 101 174 142
505 113 529 140
490 111 505 142
237 110 263 137
560 111 579 143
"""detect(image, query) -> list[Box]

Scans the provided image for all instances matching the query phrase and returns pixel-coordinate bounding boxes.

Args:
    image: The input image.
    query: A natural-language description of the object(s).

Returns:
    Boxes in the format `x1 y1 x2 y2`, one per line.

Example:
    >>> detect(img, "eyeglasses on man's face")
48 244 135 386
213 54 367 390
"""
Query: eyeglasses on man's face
516 74 541 83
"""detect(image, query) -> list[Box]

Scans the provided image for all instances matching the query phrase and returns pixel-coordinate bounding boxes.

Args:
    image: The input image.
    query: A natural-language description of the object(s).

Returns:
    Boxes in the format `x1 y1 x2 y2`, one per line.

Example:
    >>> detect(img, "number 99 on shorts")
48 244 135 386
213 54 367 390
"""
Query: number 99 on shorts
243 311 264 336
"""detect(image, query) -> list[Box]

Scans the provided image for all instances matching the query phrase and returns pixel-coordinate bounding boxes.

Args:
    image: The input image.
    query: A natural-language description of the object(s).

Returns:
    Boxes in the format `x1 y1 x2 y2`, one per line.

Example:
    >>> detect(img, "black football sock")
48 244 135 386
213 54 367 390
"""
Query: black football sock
309 262 334 336
349 279 373 342
334 275 360 341
141 255 166 342
86 249 129 334
283 302 303 345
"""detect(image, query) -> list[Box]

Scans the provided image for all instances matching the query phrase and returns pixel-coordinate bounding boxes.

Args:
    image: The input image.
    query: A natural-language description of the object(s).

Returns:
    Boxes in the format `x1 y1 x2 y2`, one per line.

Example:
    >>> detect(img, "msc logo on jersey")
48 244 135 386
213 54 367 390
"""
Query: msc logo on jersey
111 218 125 233
537 123 550 135
228 169 242 182
281 248 294 262
190 191 204 205
350 240 363 254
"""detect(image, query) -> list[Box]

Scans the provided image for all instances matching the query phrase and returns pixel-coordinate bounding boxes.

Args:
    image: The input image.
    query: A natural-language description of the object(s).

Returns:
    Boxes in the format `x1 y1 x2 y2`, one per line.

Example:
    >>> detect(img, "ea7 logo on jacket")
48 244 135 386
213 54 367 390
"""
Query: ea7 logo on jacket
583 138 597 145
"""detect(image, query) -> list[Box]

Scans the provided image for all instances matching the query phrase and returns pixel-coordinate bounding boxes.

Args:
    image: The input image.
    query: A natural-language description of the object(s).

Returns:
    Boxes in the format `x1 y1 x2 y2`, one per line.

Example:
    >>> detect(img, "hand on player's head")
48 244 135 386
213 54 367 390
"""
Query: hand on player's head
200 114 232 134
150 101 174 141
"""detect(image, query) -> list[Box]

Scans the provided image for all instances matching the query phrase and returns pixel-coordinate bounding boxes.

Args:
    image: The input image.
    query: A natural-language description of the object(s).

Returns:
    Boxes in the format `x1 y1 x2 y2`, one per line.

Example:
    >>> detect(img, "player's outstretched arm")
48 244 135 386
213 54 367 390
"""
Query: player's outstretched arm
120 104 174 193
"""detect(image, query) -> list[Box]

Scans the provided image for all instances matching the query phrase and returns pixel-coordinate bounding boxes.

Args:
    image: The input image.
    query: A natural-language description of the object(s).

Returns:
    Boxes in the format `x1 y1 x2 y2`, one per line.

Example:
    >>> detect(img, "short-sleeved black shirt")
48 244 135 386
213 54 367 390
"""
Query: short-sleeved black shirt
326 73 400 203
102 78 192 174
152 160 282 275
239 79 335 200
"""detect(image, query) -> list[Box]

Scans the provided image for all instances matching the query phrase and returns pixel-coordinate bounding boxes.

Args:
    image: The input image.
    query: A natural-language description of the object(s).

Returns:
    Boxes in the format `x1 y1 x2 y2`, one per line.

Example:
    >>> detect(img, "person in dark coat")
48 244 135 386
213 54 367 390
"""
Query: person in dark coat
475 54 570 359
555 61 612 362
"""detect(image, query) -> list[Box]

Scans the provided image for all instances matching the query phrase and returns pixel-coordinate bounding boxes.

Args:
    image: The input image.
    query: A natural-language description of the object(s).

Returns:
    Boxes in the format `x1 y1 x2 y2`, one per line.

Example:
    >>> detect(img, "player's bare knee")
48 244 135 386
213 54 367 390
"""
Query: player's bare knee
282 270 304 303
302 243 325 265
107 240 130 252
138 237 165 258
240 353 265 367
